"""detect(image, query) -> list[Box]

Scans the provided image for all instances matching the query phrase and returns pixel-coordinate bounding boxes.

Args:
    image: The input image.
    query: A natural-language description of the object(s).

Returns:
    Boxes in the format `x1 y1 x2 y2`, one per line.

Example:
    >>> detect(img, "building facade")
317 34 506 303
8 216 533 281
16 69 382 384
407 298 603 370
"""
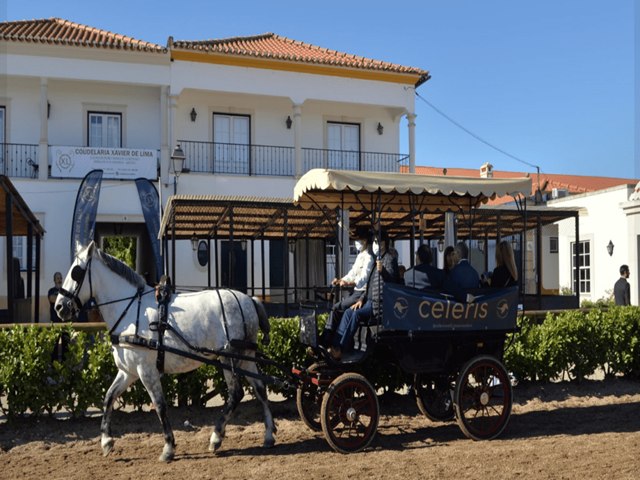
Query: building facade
0 18 428 320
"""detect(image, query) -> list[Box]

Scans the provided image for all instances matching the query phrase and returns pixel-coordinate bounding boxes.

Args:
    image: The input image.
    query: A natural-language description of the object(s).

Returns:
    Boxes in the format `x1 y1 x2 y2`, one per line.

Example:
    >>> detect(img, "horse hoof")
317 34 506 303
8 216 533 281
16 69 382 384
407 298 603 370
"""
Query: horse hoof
263 438 275 449
208 440 222 453
159 446 175 462
101 437 114 456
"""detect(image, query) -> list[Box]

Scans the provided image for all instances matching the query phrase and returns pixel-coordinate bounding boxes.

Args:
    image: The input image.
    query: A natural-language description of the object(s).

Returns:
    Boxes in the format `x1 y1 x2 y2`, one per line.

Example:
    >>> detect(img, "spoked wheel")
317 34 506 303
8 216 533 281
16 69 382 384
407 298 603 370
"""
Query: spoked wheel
320 372 379 453
454 355 513 440
413 374 454 422
296 364 323 432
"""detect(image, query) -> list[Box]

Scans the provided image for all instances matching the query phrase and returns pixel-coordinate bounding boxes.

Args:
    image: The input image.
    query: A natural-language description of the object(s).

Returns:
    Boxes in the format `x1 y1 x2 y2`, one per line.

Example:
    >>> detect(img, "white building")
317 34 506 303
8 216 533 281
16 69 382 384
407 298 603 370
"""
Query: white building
0 18 428 321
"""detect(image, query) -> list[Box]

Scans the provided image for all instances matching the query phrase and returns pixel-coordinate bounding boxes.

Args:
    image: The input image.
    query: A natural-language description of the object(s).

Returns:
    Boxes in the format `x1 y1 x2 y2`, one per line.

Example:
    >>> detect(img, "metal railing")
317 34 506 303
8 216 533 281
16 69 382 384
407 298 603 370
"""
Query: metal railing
179 140 408 176
0 143 40 178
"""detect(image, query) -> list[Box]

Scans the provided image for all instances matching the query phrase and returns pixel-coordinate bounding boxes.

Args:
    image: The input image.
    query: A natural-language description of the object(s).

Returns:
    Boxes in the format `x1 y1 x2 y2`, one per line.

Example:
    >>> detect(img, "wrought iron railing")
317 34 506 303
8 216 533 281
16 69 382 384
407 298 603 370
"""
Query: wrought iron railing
0 143 40 178
178 140 408 176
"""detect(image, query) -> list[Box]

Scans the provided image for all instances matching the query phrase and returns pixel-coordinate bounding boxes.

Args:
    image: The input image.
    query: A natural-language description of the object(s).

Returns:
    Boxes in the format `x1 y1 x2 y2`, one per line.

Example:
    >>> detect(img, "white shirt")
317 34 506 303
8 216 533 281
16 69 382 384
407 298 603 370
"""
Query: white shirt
342 249 375 291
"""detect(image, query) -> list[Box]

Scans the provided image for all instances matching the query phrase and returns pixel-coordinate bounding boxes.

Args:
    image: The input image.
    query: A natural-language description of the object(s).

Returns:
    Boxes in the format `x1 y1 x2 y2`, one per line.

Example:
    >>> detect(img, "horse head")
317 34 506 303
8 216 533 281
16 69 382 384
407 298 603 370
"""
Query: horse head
54 241 96 321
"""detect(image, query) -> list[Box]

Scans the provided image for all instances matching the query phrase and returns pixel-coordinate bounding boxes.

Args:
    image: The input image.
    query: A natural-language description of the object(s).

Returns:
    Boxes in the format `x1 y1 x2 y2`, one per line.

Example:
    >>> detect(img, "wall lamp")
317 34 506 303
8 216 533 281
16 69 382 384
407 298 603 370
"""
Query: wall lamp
377 122 384 135
190 233 198 251
190 107 197 122
286 115 292 129
437 238 445 253
477 239 485 253
47 101 51 119
607 240 614 256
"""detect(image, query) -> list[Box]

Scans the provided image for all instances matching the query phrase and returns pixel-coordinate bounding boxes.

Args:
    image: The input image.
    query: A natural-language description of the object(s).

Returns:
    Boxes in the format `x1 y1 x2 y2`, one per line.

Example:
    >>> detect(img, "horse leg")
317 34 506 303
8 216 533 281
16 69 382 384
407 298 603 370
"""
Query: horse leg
138 366 175 462
245 362 276 448
209 368 244 452
101 369 137 456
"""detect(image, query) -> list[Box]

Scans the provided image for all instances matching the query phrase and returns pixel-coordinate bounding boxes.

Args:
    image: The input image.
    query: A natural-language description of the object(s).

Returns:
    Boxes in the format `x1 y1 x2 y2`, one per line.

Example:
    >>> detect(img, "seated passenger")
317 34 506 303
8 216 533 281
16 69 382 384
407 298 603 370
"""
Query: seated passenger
443 242 481 302
484 240 518 288
328 231 399 360
404 244 445 290
320 226 374 347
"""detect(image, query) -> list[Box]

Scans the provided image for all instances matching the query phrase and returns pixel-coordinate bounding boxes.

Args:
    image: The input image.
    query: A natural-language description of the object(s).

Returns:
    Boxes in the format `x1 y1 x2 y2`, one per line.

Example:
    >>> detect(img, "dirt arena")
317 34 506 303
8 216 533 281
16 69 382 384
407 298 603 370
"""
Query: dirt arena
1 377 639 480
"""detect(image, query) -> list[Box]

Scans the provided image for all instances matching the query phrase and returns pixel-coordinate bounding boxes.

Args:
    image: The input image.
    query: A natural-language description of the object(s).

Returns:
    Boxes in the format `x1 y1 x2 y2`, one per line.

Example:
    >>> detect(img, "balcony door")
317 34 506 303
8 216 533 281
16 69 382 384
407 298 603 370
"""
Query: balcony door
88 112 122 147
327 122 359 170
213 114 250 174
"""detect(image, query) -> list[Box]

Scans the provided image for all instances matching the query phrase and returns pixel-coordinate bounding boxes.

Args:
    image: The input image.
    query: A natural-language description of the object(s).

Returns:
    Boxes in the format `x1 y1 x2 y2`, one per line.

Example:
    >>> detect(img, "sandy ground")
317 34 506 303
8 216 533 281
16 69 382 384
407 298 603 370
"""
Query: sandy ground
1 377 639 480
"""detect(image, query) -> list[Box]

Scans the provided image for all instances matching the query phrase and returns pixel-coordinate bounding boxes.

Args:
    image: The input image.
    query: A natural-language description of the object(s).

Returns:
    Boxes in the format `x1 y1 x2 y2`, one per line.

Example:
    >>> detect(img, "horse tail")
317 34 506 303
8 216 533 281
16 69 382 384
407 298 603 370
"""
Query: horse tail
251 297 270 346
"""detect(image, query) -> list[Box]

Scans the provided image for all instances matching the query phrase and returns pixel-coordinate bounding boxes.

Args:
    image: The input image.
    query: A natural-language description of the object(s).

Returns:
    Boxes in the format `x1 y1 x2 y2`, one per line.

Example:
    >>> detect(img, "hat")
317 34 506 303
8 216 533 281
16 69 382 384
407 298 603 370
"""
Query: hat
352 225 372 241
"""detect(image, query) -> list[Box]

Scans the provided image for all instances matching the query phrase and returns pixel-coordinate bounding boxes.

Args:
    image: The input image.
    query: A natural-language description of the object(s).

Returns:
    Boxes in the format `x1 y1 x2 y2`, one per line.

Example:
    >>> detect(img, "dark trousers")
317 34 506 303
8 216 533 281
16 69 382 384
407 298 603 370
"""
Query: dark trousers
321 289 364 346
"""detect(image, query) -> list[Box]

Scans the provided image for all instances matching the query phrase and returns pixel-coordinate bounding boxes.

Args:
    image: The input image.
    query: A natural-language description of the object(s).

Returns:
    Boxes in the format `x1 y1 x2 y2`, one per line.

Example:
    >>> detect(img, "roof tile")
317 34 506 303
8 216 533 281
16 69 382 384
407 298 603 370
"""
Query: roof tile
172 33 428 77
0 18 166 53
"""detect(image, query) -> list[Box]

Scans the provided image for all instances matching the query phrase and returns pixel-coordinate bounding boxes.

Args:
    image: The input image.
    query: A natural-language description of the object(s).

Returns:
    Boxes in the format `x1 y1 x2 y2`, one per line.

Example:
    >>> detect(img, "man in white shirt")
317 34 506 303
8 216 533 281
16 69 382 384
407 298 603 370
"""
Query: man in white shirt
320 226 374 347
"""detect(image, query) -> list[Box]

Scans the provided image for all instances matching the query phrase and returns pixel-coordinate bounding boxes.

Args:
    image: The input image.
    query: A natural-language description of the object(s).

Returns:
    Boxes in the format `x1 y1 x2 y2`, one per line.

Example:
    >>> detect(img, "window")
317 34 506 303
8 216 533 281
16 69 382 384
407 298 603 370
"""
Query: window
549 236 558 254
88 112 122 147
571 240 591 294
12 236 36 272
327 122 360 170
213 114 250 174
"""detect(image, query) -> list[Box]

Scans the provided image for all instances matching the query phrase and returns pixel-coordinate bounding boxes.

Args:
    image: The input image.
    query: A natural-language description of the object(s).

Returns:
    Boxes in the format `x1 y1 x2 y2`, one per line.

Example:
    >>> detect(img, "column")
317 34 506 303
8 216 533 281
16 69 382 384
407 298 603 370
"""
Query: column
38 78 49 180
406 112 416 173
293 103 303 178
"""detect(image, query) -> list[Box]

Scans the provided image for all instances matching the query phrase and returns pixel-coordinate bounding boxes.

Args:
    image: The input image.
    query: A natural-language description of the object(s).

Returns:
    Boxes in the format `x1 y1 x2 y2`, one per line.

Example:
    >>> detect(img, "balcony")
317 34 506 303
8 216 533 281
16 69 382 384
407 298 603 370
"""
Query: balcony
179 140 409 176
0 143 39 178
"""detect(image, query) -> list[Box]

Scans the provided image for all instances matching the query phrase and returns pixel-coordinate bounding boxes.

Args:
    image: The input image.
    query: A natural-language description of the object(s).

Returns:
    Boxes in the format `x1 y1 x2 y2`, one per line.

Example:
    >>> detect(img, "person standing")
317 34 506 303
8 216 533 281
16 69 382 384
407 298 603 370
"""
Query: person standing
614 265 631 306
48 271 63 322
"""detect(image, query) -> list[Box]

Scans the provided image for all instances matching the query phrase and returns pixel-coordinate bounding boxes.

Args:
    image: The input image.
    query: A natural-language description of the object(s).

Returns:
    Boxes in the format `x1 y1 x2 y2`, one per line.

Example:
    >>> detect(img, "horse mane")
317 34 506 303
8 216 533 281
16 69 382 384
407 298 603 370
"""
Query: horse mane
94 248 147 289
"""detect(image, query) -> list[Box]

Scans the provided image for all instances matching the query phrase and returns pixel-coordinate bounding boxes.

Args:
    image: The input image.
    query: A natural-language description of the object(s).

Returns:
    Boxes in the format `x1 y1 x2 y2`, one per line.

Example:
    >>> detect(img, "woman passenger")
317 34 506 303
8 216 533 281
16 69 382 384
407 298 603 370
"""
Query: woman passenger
487 240 518 287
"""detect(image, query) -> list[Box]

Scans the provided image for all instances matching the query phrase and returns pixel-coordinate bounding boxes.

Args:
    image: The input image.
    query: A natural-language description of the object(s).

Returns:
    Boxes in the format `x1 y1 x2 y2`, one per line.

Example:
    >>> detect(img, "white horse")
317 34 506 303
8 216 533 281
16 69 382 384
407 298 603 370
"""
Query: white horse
55 241 275 462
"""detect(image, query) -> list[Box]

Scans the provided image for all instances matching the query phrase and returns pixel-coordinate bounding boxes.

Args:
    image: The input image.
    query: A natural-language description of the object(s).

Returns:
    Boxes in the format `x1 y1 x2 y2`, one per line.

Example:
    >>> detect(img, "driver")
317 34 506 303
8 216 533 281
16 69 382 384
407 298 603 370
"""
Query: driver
328 230 399 360
319 226 374 347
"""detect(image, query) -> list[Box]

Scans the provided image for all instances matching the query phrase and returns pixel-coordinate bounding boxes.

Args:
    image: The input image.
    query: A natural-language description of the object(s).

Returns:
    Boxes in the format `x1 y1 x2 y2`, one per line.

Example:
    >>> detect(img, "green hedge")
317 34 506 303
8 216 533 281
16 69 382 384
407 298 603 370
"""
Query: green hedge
1 306 638 419
504 306 640 382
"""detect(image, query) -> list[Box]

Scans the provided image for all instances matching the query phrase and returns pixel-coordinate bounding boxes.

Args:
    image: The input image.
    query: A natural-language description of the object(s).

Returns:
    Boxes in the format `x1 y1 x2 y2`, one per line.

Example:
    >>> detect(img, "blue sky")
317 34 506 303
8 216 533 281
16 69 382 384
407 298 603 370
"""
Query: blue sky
3 0 638 179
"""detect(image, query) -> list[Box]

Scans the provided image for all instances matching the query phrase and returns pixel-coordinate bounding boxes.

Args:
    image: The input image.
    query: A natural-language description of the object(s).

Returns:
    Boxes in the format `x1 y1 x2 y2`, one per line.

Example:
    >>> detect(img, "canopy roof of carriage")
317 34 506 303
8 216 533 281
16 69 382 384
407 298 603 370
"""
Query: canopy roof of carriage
159 170 579 241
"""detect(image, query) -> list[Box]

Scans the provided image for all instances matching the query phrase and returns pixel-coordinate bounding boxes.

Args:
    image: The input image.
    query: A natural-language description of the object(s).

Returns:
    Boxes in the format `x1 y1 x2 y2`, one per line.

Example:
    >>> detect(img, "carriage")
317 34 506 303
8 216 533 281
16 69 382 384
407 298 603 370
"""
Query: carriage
55 167 542 460
290 168 532 453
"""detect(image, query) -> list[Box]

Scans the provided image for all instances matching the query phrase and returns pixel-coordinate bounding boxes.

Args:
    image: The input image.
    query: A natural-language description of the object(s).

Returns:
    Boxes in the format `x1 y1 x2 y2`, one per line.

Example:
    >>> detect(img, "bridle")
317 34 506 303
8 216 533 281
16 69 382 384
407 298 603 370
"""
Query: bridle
58 252 150 335
58 256 96 317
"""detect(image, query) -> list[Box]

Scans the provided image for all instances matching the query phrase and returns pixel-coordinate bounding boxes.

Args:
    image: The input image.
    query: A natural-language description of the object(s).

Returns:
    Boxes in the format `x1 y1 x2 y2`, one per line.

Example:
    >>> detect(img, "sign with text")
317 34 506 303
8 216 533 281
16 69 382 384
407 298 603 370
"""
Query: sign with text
50 146 157 180
382 284 519 332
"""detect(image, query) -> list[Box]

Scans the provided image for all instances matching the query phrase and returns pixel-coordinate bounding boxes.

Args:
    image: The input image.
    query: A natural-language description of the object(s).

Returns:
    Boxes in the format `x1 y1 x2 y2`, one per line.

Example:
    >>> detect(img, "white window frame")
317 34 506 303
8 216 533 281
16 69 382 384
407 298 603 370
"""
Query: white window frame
571 240 591 294
12 236 36 272
88 111 122 147
327 121 360 170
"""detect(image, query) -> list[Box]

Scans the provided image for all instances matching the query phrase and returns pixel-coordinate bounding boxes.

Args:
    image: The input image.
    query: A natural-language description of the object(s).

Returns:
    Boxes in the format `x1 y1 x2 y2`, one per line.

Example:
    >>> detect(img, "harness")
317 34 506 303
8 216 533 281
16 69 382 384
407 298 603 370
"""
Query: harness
59 258 261 378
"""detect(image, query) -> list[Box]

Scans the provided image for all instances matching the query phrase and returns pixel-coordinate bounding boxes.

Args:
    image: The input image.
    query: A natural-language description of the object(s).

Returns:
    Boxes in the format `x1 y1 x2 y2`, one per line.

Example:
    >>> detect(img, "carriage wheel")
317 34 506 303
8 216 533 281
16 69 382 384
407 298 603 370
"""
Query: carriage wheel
413 374 455 422
296 364 323 432
454 355 512 440
320 372 379 454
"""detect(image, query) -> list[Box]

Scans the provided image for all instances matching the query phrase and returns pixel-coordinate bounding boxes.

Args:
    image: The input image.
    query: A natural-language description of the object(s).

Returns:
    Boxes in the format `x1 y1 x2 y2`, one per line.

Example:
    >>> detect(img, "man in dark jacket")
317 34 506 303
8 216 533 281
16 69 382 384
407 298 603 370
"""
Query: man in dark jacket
329 232 399 360
443 242 480 302
404 244 445 290
614 264 631 306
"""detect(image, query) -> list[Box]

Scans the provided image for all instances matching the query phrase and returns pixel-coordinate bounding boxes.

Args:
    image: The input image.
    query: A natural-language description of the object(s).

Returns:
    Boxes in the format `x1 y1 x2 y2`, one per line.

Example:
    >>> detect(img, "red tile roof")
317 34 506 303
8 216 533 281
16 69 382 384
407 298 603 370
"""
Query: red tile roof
0 18 166 53
172 33 429 79
411 165 639 205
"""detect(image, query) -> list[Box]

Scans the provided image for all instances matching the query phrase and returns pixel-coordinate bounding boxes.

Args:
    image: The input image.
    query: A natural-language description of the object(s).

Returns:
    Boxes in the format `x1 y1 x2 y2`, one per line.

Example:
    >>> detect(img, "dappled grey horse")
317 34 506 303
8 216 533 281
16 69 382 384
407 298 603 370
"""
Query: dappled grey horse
55 242 274 461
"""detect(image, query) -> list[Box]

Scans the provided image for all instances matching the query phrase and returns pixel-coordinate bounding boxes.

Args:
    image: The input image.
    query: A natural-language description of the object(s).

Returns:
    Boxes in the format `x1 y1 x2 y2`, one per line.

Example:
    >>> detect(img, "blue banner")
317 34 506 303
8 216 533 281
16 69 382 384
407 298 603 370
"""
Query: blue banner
70 169 103 261
382 284 519 332
135 178 163 283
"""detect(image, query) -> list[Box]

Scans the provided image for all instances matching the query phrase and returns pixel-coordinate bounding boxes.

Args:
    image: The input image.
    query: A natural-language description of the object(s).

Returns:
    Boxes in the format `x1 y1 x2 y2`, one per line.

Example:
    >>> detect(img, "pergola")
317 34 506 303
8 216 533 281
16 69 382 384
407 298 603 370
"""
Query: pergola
1 175 45 322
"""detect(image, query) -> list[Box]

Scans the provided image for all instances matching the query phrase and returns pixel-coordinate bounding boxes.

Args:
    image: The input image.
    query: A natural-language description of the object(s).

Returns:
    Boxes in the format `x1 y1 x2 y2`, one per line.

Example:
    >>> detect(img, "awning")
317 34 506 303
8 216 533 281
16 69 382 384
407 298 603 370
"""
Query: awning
294 169 532 211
